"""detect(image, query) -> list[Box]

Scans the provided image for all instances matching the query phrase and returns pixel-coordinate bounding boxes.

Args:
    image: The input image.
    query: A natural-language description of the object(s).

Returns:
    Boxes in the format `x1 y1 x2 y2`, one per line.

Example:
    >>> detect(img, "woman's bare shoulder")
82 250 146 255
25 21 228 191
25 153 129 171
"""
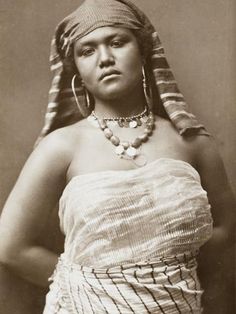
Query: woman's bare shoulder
153 116 219 166
35 121 86 155
183 134 227 188
22 123 84 180
154 115 213 150
182 133 218 165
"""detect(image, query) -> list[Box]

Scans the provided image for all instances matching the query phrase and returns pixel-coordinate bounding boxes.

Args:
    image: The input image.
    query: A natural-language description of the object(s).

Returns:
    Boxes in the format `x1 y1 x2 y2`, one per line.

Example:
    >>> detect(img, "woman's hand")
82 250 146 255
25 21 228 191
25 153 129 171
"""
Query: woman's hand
0 129 73 287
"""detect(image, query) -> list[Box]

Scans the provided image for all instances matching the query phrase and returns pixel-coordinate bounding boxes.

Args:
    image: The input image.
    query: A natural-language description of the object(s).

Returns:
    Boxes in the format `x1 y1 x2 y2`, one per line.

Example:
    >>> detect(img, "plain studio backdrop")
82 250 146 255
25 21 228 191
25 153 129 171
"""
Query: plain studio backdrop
0 1 235 313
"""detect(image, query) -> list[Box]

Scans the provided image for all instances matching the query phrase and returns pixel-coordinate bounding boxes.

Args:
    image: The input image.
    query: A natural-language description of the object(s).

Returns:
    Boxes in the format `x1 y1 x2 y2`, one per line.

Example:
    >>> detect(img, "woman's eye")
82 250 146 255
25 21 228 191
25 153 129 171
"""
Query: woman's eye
111 40 123 48
81 48 94 56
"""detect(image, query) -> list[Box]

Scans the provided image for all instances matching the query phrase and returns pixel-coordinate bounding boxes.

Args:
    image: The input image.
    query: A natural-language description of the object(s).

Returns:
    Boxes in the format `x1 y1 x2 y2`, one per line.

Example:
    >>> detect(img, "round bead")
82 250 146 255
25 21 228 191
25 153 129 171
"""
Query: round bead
123 120 129 128
146 119 154 125
110 136 120 146
118 120 124 127
131 138 142 148
104 128 113 139
146 123 154 130
144 128 152 135
126 147 137 157
138 133 149 142
137 118 142 126
146 117 153 124
141 116 148 123
115 145 125 155
99 119 107 130
149 111 154 118
129 121 138 128
121 141 130 149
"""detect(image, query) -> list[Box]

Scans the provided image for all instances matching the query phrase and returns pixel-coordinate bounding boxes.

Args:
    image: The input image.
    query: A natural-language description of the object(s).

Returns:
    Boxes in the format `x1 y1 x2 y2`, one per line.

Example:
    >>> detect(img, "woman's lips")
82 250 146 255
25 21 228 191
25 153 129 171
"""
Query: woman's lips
102 73 121 81
99 70 121 80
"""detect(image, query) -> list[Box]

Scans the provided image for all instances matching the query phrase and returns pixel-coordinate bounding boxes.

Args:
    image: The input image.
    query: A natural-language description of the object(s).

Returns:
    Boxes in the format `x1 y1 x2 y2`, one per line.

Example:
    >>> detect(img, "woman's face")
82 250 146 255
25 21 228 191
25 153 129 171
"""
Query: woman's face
73 26 143 101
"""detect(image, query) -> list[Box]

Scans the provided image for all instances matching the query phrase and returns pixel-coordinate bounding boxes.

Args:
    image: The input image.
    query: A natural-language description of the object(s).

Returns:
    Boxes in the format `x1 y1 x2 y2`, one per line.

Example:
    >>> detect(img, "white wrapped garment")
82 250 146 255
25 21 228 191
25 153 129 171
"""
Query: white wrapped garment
43 158 213 313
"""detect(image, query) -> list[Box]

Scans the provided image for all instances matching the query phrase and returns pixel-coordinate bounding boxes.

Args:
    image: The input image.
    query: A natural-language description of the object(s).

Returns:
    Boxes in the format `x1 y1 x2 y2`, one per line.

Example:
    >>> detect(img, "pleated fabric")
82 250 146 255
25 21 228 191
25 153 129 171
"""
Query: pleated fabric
58 158 213 268
35 0 209 145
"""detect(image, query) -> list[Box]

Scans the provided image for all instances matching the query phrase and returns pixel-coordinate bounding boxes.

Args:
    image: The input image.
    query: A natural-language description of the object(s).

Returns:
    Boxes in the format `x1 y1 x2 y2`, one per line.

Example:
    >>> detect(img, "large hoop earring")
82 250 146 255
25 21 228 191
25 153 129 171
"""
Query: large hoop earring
71 74 91 116
142 66 152 109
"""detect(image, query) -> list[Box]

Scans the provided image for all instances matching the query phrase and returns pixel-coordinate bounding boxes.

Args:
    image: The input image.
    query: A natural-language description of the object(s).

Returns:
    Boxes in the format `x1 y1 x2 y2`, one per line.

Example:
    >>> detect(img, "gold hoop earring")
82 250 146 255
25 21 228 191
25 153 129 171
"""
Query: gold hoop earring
71 74 91 117
142 66 152 109
80 80 91 110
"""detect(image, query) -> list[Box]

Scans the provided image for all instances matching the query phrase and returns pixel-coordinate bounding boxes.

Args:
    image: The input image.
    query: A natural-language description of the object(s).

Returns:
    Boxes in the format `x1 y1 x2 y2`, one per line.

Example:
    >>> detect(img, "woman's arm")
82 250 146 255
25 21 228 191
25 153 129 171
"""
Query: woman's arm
194 135 236 314
0 129 73 287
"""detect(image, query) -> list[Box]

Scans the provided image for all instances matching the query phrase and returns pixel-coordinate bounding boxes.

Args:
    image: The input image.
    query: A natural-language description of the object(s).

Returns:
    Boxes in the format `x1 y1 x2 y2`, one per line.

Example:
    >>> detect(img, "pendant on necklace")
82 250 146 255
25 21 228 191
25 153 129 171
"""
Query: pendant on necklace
126 147 137 157
133 154 147 167
129 120 138 128
115 145 137 158
115 145 125 155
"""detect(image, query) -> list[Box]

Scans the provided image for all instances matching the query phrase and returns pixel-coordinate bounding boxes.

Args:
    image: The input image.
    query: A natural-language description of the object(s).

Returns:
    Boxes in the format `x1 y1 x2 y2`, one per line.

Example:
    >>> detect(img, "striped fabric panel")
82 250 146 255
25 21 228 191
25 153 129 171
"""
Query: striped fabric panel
152 57 169 69
43 252 203 314
153 69 175 82
49 88 78 95
51 61 64 71
156 80 177 85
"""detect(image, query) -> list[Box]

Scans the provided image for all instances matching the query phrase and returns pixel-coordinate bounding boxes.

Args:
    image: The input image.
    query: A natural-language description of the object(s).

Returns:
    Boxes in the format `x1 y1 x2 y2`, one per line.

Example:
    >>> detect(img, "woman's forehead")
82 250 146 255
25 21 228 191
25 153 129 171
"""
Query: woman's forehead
75 26 134 47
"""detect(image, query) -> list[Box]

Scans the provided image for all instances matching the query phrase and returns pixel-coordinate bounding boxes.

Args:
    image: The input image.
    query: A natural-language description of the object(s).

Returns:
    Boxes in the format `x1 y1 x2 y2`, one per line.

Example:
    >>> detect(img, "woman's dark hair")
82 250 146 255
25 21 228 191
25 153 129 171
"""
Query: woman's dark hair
131 28 153 59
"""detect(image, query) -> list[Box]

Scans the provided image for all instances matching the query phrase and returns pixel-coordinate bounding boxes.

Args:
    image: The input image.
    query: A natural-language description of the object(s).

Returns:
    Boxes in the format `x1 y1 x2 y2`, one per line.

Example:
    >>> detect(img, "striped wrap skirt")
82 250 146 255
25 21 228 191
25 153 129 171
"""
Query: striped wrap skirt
43 252 203 314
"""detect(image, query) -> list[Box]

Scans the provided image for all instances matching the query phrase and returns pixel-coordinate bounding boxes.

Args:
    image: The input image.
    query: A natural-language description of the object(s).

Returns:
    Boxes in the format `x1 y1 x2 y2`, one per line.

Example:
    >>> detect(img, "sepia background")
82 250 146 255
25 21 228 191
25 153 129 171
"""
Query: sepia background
0 0 235 313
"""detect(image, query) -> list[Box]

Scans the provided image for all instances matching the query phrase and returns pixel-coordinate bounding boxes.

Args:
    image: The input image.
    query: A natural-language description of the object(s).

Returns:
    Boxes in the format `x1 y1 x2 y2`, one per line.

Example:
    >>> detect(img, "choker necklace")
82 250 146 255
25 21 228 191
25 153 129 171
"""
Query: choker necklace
89 106 149 128
87 110 155 167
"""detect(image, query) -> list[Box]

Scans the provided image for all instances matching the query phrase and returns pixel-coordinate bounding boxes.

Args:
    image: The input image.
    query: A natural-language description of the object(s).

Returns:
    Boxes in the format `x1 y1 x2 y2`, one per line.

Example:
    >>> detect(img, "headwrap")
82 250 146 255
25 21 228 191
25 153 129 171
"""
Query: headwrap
36 0 209 145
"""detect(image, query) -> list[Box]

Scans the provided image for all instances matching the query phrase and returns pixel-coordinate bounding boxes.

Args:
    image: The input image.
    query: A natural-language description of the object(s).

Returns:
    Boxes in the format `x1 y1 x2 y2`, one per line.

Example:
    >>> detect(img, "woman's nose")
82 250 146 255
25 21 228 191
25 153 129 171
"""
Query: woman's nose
98 46 115 68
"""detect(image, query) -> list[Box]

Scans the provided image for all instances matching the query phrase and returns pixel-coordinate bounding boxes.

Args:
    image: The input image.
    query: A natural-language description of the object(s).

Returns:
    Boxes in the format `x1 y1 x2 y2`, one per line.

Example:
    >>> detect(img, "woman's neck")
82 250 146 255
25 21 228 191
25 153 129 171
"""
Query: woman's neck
92 88 146 118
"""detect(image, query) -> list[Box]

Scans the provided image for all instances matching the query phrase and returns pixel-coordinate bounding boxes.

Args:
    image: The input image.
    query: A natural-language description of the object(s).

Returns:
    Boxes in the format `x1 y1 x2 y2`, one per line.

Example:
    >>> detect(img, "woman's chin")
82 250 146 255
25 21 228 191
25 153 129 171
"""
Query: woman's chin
97 83 135 101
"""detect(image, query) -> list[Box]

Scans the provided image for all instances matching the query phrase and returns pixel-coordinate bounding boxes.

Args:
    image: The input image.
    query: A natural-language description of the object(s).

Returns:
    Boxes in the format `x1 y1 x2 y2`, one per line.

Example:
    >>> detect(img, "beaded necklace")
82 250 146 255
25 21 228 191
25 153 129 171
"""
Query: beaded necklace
87 109 155 167
94 106 149 128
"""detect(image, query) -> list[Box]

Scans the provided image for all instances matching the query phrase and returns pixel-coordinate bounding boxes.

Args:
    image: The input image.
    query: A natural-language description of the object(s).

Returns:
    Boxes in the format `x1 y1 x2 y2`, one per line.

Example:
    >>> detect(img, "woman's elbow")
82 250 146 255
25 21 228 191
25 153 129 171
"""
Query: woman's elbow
0 242 27 269
0 247 17 268
211 224 235 248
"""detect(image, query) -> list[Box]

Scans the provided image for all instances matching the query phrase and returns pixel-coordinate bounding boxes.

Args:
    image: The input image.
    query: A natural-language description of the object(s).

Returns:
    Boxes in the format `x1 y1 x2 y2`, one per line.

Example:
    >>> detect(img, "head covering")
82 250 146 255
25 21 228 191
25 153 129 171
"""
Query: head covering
60 0 143 57
36 0 209 145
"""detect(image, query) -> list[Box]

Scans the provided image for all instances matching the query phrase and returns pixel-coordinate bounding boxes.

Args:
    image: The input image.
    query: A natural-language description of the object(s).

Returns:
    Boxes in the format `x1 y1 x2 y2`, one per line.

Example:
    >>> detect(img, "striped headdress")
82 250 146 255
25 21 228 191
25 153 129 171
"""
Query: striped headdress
36 0 208 145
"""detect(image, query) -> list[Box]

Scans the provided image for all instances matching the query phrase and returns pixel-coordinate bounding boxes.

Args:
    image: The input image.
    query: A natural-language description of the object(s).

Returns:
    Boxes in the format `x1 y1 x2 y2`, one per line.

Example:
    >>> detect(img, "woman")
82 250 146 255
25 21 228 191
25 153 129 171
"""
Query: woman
0 0 235 313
